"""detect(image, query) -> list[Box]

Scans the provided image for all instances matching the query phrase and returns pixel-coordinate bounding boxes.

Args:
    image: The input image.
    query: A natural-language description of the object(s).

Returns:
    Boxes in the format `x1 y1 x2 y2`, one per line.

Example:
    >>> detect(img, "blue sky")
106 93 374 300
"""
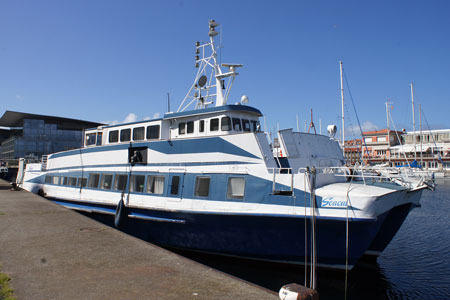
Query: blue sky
1 0 449 139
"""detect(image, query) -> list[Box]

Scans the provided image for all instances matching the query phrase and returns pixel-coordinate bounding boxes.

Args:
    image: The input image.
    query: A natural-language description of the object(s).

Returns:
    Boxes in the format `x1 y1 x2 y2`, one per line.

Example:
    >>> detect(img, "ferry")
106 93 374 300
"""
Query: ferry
17 20 427 270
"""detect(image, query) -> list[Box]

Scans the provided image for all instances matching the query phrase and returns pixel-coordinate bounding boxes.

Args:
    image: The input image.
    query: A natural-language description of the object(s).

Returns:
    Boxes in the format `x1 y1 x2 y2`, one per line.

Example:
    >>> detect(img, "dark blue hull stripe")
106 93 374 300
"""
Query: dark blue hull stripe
48 198 386 268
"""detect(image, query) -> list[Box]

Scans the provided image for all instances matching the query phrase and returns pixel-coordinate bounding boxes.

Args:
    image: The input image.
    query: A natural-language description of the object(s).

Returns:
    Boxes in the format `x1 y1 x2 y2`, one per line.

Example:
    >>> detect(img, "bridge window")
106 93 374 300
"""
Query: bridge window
147 125 160 140
187 121 194 134
251 121 259 132
194 176 210 197
147 175 165 194
199 120 205 132
227 177 245 199
210 118 219 131
133 127 145 141
109 130 119 143
120 129 131 142
179 122 186 135
242 119 251 132
232 118 241 131
221 117 231 131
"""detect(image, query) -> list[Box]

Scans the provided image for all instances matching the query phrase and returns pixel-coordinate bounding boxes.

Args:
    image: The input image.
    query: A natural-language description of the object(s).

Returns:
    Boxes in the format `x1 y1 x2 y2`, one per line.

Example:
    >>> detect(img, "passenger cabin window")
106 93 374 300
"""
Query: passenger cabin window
69 177 77 186
88 174 100 188
227 177 245 199
147 175 165 194
77 177 87 187
120 129 131 142
109 130 119 143
44 175 52 184
52 177 60 185
187 121 194 134
194 176 210 197
251 121 259 132
130 175 145 192
221 117 231 131
63 177 69 185
170 176 180 195
86 133 96 146
242 119 251 132
179 122 186 135
96 132 103 145
133 127 145 141
232 118 241 131
100 174 113 190
147 125 160 139
113 174 128 191
210 118 219 131
199 120 205 132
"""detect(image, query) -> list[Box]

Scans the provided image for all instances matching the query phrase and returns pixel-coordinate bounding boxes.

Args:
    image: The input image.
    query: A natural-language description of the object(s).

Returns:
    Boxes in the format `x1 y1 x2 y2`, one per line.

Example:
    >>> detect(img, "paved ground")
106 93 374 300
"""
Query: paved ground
0 180 277 300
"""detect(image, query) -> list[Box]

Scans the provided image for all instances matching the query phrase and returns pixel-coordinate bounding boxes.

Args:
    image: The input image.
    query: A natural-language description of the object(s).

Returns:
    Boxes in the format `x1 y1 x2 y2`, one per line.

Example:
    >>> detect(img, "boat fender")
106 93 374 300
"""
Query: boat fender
37 188 46 197
279 283 319 300
114 199 128 229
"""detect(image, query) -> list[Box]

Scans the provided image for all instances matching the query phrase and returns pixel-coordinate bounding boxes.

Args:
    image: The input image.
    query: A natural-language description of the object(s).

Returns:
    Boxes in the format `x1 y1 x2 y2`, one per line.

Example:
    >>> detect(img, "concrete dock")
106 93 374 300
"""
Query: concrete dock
0 180 277 300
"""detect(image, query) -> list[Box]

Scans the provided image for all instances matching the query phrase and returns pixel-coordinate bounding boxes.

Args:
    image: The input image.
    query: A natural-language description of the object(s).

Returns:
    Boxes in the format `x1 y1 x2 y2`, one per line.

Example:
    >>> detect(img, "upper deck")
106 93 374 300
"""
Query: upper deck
83 105 262 148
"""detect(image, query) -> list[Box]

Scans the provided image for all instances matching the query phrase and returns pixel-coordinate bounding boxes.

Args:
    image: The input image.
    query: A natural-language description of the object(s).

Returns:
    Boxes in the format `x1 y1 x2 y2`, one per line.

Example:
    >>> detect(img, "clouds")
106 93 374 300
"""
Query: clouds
102 112 160 125
344 120 379 138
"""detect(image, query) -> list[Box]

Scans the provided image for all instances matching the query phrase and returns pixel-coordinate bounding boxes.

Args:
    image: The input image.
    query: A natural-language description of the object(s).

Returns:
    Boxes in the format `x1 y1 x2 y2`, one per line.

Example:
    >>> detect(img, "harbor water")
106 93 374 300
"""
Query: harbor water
172 179 450 300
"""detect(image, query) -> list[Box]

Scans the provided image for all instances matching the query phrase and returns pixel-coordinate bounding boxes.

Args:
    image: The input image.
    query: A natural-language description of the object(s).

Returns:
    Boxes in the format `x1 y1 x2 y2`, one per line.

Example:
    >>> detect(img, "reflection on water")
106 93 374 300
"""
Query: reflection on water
170 180 450 300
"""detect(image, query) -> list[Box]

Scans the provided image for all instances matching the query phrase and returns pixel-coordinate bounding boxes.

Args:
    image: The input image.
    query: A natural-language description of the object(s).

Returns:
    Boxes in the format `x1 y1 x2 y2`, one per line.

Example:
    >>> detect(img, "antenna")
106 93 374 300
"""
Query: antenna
177 19 243 112
167 93 170 112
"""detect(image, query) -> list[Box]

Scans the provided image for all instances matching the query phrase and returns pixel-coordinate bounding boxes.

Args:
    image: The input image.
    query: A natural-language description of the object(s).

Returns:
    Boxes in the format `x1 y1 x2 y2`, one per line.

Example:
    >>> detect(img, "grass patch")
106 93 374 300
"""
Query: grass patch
0 267 15 300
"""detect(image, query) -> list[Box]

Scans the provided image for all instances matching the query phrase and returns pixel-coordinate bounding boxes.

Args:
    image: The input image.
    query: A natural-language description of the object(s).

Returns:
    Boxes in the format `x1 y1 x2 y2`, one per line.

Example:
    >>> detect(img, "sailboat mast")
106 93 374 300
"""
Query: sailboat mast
419 103 423 166
340 61 345 147
386 99 391 165
411 83 417 161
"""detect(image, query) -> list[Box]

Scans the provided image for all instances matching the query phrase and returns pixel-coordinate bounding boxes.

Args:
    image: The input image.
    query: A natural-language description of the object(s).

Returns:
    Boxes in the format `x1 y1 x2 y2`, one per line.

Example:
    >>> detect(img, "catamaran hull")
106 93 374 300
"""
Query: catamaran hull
50 198 387 270
364 188 424 257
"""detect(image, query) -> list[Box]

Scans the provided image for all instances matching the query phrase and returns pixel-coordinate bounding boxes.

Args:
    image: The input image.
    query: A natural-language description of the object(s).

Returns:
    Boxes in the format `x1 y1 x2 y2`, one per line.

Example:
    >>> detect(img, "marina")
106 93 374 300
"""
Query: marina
1 2 449 298
14 20 433 275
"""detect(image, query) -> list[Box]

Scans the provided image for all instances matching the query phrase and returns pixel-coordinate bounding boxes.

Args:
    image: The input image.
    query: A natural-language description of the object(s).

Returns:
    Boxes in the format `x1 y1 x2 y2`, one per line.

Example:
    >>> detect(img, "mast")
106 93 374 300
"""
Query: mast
419 103 423 166
177 20 242 112
340 61 345 147
386 99 391 165
411 83 417 161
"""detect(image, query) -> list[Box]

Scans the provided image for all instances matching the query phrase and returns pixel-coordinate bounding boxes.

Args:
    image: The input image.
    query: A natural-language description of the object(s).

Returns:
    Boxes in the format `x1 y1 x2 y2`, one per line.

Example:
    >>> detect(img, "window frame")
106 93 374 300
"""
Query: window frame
194 176 211 198
146 125 160 140
133 127 145 141
109 130 119 143
210 118 219 131
146 175 165 195
120 128 131 142
227 177 246 200
221 116 231 131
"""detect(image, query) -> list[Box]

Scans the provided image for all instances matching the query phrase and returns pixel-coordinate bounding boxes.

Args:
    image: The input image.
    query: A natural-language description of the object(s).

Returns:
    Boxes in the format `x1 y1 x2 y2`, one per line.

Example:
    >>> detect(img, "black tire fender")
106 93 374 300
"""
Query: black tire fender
114 199 128 229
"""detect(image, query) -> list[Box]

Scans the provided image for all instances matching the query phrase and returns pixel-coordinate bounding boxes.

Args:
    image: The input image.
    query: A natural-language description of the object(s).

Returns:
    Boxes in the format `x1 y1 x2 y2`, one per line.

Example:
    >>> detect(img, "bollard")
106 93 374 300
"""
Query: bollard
279 283 319 300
